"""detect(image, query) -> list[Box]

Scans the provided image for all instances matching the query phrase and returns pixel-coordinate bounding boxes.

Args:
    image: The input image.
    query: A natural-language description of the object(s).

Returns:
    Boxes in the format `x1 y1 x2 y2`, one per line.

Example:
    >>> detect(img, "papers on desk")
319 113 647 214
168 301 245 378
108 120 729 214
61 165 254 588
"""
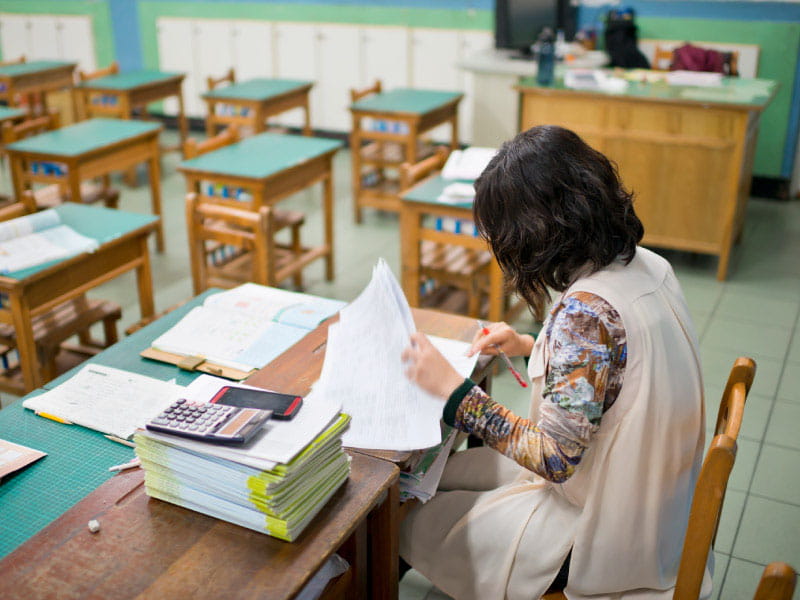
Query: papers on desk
0 438 47 479
22 364 179 440
149 284 345 373
438 182 476 204
0 209 98 274
666 70 723 87
315 259 478 451
441 147 497 180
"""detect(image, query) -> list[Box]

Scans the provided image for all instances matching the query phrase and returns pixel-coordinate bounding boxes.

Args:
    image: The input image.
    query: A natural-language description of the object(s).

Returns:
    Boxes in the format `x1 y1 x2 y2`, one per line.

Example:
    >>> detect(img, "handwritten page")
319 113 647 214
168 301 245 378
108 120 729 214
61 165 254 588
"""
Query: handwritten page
0 438 47 479
22 365 179 439
314 260 477 451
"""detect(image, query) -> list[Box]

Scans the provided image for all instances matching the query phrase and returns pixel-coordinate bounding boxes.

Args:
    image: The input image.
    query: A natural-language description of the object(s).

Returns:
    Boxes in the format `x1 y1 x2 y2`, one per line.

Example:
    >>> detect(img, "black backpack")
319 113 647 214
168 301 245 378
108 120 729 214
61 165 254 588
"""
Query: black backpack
604 9 650 69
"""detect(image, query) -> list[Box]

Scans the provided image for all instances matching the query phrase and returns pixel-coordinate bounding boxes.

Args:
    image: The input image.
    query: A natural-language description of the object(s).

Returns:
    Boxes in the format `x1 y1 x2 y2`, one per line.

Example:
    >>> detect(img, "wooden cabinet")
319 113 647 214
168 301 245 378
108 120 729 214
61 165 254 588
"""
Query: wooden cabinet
361 26 409 90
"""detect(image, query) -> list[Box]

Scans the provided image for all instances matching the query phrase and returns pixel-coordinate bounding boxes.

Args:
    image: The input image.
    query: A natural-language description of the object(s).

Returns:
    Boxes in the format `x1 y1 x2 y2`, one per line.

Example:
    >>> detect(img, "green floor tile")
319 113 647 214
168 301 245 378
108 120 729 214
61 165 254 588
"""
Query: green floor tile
710 552 730 600
777 362 800 404
702 318 793 361
750 444 800 506
720 557 768 600
702 348 784 399
727 438 760 493
732 496 800 566
716 490 747 555
715 290 800 327
765 401 800 449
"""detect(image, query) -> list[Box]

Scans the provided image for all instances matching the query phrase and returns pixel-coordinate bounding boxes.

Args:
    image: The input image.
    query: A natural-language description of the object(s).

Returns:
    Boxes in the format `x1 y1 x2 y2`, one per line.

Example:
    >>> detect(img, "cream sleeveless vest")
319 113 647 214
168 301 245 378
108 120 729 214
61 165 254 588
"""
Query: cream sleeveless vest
400 247 709 600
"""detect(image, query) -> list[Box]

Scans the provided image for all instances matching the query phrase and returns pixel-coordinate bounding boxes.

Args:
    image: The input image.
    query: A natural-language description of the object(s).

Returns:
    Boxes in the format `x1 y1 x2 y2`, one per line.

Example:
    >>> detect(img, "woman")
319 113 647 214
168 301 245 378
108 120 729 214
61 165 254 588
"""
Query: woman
401 126 707 599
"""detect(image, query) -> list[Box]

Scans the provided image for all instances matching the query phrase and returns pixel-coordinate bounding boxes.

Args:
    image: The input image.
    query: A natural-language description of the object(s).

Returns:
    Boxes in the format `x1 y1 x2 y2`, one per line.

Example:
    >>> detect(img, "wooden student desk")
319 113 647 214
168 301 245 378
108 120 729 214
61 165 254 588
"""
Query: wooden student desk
349 88 463 223
399 174 525 324
73 70 189 152
517 74 778 280
0 105 26 126
5 118 166 252
202 78 314 137
0 60 76 110
0 204 158 395
178 132 343 284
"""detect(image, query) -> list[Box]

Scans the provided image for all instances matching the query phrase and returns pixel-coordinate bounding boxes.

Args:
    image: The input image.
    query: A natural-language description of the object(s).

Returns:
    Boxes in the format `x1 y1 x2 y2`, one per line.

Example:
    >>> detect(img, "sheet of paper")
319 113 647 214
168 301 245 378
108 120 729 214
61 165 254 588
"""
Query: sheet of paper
408 429 457 502
142 374 342 468
22 364 180 439
0 438 47 479
0 225 98 273
314 260 476 451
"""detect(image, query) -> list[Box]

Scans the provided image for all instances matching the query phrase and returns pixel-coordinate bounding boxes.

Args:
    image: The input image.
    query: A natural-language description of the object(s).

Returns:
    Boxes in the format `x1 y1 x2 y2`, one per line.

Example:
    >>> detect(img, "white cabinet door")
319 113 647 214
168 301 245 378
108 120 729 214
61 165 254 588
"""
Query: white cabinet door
57 15 96 72
0 14 32 60
458 30 493 144
410 28 461 142
232 20 273 80
193 19 235 117
157 18 199 116
361 26 408 90
28 16 59 61
273 22 316 128
316 24 360 131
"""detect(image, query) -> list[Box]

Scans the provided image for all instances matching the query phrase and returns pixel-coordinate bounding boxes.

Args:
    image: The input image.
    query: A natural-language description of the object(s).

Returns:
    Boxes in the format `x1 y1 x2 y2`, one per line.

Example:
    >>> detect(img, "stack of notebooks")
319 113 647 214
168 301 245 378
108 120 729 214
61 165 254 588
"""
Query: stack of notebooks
134 410 351 542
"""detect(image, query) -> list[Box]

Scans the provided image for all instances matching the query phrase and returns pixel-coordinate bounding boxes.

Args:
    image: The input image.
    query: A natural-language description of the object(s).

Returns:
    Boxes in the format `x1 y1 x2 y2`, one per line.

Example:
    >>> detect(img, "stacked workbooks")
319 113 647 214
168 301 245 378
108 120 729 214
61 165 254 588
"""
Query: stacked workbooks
134 376 350 542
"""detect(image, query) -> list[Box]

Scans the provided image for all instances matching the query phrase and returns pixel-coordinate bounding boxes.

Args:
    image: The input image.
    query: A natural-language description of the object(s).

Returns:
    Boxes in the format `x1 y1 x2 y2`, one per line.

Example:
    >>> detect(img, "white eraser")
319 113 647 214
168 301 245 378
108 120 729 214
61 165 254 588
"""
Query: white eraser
88 519 100 533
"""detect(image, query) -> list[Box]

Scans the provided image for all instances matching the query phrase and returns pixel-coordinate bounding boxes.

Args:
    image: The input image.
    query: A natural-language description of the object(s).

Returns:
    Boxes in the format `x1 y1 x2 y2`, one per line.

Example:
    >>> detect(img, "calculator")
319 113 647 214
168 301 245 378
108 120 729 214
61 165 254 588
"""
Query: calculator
145 398 272 445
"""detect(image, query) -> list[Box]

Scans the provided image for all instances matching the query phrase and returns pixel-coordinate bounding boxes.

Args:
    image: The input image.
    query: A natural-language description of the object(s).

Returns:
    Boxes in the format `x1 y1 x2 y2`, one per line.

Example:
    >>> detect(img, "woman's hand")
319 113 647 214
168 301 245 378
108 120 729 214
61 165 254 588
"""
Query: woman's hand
402 332 465 400
467 322 534 358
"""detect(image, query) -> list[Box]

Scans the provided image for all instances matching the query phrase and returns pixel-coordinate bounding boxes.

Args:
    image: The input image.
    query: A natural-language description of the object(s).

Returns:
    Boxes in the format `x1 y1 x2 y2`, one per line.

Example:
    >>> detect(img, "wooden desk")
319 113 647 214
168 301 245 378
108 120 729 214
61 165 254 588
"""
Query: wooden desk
517 75 778 280
202 78 314 137
399 175 524 324
178 132 343 284
0 204 157 394
349 89 463 223
6 118 166 252
0 106 26 126
0 60 76 110
0 454 398 600
74 70 188 153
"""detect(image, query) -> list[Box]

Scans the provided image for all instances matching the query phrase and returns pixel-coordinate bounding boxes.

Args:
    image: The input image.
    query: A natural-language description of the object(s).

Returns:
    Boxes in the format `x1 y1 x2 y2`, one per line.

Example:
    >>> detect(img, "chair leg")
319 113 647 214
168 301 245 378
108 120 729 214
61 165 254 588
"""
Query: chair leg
291 223 303 290
103 315 119 346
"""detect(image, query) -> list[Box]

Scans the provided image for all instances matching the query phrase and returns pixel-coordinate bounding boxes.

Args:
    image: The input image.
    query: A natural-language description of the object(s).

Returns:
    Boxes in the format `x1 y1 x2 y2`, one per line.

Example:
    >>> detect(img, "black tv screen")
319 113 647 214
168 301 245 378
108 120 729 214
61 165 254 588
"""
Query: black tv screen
495 0 574 53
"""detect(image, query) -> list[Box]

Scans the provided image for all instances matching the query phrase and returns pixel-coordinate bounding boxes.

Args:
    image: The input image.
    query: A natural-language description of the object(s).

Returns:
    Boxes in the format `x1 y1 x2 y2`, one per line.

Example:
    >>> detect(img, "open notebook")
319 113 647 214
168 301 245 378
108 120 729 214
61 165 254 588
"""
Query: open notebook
0 209 98 275
142 284 345 380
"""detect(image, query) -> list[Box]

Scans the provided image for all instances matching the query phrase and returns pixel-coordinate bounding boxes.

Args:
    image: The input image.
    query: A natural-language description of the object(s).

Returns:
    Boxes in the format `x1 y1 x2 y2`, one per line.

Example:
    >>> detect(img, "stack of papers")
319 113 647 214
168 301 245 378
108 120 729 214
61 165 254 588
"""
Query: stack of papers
149 283 346 373
0 209 98 274
135 375 350 542
441 147 497 181
666 70 723 87
399 426 457 503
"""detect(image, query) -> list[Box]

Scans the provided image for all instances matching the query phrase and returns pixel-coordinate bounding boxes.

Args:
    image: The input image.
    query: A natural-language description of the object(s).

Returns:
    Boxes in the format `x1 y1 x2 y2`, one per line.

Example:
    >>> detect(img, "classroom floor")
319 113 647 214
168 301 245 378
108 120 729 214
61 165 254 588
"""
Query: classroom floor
2 129 798 599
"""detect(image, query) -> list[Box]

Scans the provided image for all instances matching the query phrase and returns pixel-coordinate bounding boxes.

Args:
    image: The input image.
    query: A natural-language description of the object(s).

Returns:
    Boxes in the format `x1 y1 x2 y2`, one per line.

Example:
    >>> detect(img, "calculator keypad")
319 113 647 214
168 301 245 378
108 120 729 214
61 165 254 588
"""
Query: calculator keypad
151 399 236 436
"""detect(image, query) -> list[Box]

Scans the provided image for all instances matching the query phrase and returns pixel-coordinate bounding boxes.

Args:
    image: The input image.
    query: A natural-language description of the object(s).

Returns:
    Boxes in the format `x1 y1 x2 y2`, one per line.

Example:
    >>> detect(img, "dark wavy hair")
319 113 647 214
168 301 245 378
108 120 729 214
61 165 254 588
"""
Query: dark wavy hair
474 125 644 311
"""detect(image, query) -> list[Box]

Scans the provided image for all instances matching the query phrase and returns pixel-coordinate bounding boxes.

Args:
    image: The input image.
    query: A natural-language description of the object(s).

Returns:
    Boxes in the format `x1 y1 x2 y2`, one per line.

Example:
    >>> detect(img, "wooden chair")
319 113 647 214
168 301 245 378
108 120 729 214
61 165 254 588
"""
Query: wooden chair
0 193 121 387
400 147 492 318
78 60 119 83
753 562 797 600
186 193 312 293
0 55 27 105
207 67 236 92
714 356 756 440
183 126 306 289
1 112 120 210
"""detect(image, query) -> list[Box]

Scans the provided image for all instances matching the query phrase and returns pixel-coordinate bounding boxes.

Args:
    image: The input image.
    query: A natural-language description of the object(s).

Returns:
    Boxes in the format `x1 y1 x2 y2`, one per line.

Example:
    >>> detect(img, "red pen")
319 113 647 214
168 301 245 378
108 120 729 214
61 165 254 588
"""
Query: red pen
477 321 528 388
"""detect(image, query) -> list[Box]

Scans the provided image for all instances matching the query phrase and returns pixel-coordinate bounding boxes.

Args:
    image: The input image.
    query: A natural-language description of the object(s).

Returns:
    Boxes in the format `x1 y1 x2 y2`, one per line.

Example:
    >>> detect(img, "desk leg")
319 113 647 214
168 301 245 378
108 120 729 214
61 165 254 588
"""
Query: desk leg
339 519 368 600
67 169 82 207
147 142 165 253
323 168 335 281
176 90 189 155
8 294 41 393
368 481 399 600
205 101 216 137
135 236 156 320
302 95 312 136
450 114 460 151
488 261 504 324
351 116 363 224
400 207 422 309
9 154 26 204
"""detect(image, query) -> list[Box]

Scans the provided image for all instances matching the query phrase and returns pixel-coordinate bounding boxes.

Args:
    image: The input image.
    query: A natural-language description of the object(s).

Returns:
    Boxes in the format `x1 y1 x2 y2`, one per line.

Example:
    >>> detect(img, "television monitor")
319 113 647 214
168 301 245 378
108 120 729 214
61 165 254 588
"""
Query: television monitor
494 0 576 57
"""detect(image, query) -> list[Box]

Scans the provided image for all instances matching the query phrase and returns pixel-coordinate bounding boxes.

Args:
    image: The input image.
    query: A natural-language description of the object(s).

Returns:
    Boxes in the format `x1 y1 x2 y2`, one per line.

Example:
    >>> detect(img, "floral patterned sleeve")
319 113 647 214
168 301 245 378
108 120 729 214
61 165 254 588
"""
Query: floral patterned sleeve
447 292 626 483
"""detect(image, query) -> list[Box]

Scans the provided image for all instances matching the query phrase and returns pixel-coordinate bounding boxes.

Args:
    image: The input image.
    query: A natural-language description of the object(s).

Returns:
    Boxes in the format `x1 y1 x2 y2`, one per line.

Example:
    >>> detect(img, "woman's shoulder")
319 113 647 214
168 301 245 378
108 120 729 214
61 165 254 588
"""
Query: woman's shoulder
547 291 625 341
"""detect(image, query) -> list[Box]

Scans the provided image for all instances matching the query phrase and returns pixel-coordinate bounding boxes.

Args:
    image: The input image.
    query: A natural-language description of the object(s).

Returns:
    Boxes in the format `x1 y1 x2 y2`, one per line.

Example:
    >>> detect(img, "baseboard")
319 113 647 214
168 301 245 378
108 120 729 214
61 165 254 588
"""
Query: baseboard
751 176 792 201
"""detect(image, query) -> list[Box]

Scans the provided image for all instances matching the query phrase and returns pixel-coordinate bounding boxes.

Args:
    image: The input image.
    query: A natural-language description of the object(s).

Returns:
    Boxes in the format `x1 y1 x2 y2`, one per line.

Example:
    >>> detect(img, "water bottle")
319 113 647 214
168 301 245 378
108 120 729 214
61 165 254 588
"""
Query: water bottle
536 27 556 86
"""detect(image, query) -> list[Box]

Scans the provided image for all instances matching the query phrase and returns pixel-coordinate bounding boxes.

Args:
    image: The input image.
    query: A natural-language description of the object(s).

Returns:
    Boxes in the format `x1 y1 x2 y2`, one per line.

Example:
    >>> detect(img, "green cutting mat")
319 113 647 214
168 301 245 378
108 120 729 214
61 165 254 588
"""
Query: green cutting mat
0 398 134 558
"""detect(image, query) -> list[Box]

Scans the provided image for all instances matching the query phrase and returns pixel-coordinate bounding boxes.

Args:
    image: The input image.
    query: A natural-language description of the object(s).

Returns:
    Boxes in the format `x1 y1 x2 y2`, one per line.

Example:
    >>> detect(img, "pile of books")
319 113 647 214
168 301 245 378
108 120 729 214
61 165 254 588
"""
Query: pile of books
134 380 351 542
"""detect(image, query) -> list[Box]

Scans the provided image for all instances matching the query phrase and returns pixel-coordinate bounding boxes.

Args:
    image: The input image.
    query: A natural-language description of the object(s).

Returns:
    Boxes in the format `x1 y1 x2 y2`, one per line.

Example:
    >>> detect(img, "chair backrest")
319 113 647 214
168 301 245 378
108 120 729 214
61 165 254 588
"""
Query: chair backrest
674 434 737 600
207 68 236 92
399 146 451 192
185 192 272 294
653 45 674 71
0 54 25 68
1 111 60 144
183 125 240 160
753 562 797 600
0 191 37 222
714 357 756 441
78 61 119 82
350 79 382 103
